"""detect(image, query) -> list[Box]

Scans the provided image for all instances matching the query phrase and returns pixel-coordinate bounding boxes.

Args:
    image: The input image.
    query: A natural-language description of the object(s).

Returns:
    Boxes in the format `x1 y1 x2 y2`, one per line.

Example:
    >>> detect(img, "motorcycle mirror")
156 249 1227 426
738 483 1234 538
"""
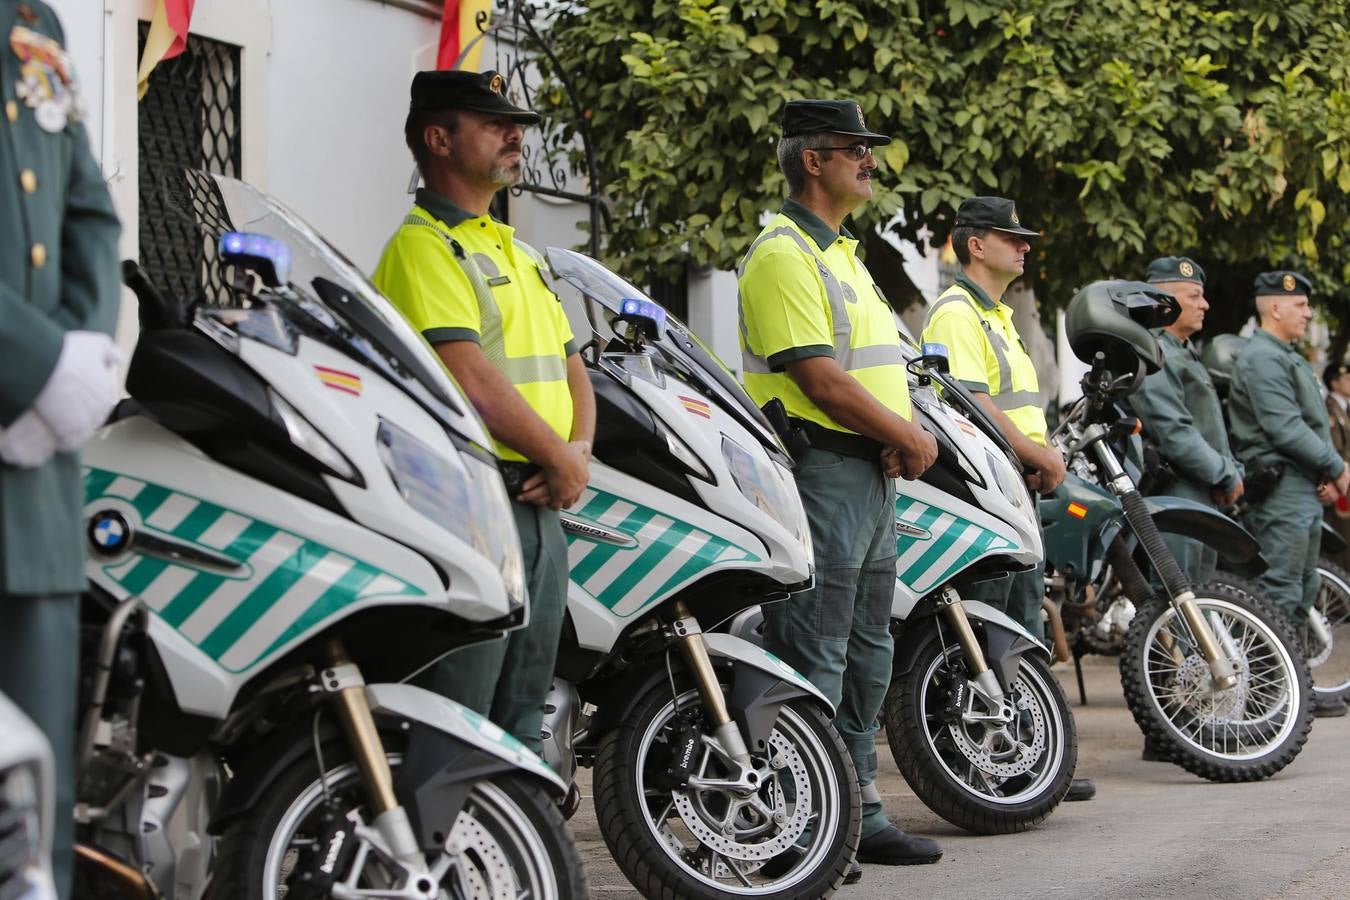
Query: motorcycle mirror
219 231 292 288
614 297 667 343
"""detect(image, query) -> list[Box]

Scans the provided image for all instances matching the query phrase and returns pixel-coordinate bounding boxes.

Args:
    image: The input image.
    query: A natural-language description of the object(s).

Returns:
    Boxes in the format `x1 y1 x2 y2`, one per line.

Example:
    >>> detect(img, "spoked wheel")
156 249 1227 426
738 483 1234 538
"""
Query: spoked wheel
1120 581 1313 782
1300 560 1350 703
594 674 859 898
207 749 586 899
883 637 1076 834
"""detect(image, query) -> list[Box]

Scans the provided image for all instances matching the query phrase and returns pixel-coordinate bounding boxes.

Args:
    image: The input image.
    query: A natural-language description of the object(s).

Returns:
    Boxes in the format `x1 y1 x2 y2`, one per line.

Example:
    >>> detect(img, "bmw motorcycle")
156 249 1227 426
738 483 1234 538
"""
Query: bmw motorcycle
72 172 585 899
1050 281 1313 782
539 250 860 898
878 346 1077 834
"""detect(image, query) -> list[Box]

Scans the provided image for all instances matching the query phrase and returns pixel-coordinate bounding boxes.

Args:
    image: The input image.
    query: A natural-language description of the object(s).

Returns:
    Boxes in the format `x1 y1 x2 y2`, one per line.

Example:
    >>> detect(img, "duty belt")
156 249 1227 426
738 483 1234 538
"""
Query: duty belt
790 418 883 461
499 460 542 497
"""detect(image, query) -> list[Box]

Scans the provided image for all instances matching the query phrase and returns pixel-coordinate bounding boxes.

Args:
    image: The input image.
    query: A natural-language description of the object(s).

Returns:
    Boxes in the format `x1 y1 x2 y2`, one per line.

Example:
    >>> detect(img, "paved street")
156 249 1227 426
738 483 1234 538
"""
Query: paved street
569 654 1350 899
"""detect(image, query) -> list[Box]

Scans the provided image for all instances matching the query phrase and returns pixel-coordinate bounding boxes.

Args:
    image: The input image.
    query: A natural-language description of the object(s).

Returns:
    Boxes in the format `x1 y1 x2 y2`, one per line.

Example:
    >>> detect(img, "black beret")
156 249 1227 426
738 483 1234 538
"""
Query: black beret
954 196 1038 237
409 69 540 124
781 100 891 146
1145 256 1205 285
1254 270 1312 297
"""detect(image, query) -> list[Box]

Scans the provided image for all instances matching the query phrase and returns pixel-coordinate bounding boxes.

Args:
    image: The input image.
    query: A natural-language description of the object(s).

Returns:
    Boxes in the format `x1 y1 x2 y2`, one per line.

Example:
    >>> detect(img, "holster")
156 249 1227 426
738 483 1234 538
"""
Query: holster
1242 456 1286 504
760 399 810 463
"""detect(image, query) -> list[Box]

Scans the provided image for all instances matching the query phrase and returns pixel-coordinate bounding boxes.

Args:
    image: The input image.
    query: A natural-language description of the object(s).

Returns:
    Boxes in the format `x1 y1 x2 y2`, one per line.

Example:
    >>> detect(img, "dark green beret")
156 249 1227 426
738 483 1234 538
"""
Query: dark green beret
409 69 540 124
1145 256 1205 285
1254 270 1312 297
781 100 891 146
954 196 1039 237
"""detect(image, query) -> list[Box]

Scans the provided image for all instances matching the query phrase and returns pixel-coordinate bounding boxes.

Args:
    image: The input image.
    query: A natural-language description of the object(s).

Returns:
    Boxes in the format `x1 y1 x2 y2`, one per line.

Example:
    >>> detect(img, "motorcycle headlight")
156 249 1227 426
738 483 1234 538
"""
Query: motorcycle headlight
986 448 1030 512
270 389 361 484
376 419 526 613
721 436 808 544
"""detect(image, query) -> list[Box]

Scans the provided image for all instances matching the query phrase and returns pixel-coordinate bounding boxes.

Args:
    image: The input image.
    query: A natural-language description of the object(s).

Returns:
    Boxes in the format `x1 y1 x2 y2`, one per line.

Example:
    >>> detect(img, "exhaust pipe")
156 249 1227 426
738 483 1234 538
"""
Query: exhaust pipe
74 843 159 899
1042 598 1071 664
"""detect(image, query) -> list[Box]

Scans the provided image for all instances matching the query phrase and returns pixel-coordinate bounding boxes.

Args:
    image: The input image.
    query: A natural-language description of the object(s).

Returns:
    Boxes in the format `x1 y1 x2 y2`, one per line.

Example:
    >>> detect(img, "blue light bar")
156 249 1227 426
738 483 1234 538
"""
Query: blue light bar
218 231 292 288
618 297 667 337
922 342 949 359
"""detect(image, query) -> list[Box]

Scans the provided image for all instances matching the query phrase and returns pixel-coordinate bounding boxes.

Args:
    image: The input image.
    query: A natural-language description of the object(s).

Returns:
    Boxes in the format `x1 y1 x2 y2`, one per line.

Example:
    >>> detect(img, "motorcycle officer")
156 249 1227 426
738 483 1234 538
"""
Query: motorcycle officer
738 99 941 878
373 70 597 751
1229 270 1350 718
0 1 123 895
921 196 1097 801
1130 256 1244 584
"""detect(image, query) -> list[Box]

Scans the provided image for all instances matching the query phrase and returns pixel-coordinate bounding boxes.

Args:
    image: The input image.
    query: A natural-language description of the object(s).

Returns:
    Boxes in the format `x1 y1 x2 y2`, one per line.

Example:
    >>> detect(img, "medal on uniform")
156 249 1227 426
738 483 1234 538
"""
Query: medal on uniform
10 25 80 133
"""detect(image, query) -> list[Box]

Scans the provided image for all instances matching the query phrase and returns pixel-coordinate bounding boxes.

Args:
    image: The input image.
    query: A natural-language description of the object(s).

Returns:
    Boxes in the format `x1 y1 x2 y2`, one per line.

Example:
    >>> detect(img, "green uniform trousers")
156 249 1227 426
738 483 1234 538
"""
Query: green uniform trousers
762 448 895 840
0 593 78 899
418 502 566 754
1246 472 1323 620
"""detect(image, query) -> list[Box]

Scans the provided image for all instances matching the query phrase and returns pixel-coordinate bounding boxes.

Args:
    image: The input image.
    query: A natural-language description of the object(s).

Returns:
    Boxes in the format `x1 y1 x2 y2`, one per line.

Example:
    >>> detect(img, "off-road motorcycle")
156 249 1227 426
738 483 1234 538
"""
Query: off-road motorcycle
72 172 585 899
536 249 861 898
1047 280 1313 782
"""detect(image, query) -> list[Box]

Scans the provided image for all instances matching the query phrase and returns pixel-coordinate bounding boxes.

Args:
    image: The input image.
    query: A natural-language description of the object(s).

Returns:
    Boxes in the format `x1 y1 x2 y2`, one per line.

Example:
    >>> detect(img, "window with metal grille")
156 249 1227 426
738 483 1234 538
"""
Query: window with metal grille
137 24 241 305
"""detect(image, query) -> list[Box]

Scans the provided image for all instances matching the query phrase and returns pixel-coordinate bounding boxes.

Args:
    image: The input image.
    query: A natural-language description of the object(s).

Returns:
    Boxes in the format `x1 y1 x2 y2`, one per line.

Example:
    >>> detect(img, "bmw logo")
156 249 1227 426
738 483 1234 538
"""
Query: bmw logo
88 511 131 556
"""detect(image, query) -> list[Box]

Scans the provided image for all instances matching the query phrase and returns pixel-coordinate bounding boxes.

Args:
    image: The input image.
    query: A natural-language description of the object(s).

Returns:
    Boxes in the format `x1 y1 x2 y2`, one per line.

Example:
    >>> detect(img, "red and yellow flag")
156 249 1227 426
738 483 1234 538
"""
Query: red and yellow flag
437 0 492 70
136 0 194 100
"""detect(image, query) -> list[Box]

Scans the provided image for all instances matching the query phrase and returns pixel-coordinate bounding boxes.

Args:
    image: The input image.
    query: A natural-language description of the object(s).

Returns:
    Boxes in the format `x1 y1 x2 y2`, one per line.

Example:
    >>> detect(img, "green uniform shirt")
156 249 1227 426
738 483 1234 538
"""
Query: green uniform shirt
372 188 576 463
922 275 1047 446
1229 328 1343 483
737 199 911 432
1132 329 1240 493
2 0 120 594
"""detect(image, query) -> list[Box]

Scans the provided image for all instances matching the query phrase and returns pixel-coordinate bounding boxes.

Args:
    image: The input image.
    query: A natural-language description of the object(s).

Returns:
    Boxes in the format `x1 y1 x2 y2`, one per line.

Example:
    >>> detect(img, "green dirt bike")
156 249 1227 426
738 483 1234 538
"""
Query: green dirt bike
1044 281 1313 783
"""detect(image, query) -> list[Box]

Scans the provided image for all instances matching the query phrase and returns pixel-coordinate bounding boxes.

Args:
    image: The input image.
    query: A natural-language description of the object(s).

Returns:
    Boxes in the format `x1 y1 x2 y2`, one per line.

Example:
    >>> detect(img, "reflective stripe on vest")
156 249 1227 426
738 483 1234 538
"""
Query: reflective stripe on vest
737 226 903 374
402 214 566 385
925 290 1041 411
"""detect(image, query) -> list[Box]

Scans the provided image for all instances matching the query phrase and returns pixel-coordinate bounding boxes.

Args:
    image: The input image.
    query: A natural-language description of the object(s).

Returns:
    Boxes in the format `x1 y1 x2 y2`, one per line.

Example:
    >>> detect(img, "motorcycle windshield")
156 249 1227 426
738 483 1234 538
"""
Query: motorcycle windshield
546 247 787 460
173 170 479 445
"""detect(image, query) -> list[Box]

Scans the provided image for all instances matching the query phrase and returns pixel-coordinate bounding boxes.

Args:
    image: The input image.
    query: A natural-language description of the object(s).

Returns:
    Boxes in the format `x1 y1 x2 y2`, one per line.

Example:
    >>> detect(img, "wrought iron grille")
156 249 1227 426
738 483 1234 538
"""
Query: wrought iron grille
137 24 242 305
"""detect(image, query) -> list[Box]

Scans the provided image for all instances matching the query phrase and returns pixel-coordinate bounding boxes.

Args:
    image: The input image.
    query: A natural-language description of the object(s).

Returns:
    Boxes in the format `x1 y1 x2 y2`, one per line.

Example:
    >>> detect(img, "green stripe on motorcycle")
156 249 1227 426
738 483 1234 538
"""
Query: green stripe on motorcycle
901 517 973 582
198 540 329 659
894 504 946 551
158 520 277 627
599 519 695 607
83 468 117 502
118 557 170 597
649 533 730 601
129 483 172 520
570 505 658 584
172 501 225 543
251 562 382 667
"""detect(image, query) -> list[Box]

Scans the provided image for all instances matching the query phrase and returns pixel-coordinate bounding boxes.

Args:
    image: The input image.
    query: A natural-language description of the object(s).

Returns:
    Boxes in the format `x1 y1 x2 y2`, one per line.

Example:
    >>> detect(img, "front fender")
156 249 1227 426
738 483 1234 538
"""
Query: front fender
891 600 1047 695
1143 495 1268 577
1323 520 1348 556
703 632 835 754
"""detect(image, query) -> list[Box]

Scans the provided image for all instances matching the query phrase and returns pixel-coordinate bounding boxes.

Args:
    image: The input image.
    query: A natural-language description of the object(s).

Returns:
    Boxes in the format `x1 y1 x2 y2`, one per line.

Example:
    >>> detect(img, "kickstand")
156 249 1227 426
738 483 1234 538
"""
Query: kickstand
1073 646 1088 706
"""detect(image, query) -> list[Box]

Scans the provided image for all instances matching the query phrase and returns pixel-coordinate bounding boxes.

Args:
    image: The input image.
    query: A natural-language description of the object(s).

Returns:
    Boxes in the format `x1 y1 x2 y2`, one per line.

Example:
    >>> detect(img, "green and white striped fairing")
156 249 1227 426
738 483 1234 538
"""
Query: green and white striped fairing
894 493 1017 595
566 487 761 617
83 468 425 673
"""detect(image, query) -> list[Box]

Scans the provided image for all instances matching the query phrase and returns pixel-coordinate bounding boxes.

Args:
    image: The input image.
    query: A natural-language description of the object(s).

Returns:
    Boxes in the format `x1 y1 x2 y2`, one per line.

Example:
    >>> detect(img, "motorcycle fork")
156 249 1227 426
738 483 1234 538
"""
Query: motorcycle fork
322 640 430 876
936 590 1008 714
669 601 752 766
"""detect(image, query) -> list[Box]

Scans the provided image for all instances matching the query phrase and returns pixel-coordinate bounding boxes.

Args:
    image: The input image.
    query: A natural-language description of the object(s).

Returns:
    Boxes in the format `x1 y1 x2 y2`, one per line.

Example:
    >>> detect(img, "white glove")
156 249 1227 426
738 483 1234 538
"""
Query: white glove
0 408 60 468
32 331 125 451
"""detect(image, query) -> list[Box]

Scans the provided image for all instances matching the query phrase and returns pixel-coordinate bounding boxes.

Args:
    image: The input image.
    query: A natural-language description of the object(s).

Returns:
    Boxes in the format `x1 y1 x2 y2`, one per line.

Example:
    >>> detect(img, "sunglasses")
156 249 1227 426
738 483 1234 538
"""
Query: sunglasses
810 143 873 161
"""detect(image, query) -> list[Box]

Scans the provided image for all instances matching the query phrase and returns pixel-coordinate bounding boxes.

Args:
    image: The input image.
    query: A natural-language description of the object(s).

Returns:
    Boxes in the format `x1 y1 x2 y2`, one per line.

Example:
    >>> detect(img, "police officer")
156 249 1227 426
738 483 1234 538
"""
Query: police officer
1 1 123 895
373 70 595 753
738 99 941 875
1229 271 1350 717
1131 256 1243 584
921 197 1099 801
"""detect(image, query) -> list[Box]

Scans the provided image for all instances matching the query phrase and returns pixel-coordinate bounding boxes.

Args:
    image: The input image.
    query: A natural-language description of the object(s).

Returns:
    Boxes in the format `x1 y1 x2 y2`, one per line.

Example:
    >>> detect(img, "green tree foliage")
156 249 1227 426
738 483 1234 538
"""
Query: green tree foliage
546 0 1350 324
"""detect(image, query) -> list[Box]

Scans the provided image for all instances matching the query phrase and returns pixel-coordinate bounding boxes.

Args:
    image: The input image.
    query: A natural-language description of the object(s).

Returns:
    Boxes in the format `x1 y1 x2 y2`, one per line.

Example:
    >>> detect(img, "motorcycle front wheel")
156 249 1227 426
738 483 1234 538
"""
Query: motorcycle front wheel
206 748 587 899
1119 580 1313 782
1301 559 1350 703
593 674 859 898
882 637 1076 834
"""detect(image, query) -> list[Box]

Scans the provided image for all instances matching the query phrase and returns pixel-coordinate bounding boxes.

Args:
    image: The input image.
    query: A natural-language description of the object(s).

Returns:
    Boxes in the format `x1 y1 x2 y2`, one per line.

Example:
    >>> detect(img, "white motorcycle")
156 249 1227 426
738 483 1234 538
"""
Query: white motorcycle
72 172 585 899
539 250 860 898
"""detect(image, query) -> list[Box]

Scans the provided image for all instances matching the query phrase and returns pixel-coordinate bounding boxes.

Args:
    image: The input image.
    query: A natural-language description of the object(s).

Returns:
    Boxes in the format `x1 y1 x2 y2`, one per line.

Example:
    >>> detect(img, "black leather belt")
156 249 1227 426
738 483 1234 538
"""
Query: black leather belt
498 460 541 496
789 418 883 461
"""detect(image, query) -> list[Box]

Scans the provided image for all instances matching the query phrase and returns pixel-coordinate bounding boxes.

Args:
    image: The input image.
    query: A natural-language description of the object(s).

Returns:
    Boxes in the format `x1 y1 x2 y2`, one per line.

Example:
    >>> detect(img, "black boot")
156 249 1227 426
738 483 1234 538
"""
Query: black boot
1064 777 1096 801
1313 696 1348 718
856 824 942 866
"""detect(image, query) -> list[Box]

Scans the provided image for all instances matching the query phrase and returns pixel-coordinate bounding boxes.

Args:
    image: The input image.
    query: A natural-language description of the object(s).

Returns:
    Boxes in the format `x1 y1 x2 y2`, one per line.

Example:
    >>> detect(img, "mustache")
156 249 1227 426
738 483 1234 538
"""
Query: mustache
500 143 523 156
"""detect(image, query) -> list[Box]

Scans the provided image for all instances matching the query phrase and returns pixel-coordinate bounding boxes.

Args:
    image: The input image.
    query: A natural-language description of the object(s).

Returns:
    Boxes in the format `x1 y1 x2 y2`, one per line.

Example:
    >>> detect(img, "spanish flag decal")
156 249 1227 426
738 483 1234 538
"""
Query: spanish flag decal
1067 502 1088 519
315 365 362 397
679 395 711 419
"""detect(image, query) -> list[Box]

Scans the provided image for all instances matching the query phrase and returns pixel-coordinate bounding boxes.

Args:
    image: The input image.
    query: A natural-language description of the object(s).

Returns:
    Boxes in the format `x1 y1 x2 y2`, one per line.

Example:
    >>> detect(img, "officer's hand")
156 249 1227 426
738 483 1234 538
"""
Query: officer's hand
880 447 904 478
1034 444 1067 493
530 440 590 510
1024 470 1044 493
0 410 59 468
892 424 938 479
34 331 124 450
1318 482 1337 505
1212 480 1244 507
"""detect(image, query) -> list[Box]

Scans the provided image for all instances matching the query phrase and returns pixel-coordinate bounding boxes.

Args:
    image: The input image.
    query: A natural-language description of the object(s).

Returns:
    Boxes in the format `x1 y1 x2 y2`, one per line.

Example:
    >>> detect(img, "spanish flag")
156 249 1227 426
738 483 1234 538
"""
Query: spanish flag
136 0 195 101
437 0 492 70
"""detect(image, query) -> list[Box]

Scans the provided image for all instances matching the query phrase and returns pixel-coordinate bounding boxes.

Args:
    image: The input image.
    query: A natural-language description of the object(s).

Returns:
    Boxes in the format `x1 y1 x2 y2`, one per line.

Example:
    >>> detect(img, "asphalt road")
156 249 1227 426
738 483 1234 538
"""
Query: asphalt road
569 654 1350 899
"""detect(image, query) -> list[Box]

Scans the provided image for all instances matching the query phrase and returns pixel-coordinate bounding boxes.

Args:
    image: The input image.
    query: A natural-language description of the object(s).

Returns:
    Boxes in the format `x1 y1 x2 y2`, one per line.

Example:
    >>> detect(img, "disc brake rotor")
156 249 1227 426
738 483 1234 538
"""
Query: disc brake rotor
1169 652 1250 722
946 681 1045 778
669 730 809 862
440 808 514 900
